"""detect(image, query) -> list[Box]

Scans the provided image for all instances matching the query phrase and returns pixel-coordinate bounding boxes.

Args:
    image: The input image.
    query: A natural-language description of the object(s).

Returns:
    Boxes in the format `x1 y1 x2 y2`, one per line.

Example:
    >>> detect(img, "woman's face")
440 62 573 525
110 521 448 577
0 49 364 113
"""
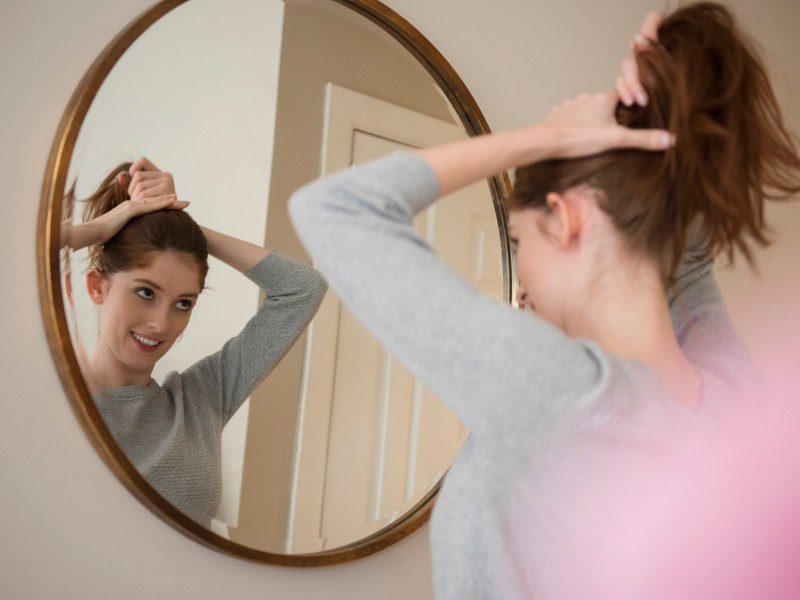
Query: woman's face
88 250 203 385
508 208 563 324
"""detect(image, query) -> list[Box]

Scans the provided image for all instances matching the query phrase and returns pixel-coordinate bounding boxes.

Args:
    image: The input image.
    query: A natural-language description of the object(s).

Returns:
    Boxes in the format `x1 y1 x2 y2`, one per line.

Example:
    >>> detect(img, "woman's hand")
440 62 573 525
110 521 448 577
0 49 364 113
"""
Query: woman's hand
540 91 674 159
127 156 178 201
536 11 668 158
616 11 661 107
60 156 188 250
93 156 188 244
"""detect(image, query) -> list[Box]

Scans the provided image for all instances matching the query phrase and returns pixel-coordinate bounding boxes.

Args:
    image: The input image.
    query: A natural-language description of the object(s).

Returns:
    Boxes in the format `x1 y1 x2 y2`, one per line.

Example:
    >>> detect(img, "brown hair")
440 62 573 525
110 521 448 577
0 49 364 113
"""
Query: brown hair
509 2 800 286
82 162 209 286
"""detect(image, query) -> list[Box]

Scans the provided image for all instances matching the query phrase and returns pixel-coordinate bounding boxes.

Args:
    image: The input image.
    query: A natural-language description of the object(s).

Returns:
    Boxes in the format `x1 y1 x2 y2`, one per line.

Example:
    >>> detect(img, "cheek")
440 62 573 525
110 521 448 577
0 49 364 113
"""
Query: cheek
170 310 193 337
515 248 540 294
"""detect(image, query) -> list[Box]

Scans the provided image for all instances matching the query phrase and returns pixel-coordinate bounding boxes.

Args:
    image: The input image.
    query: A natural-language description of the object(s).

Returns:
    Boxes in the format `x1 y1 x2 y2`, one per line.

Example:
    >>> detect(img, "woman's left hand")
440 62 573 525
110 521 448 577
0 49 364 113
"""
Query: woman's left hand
541 91 674 159
127 156 178 201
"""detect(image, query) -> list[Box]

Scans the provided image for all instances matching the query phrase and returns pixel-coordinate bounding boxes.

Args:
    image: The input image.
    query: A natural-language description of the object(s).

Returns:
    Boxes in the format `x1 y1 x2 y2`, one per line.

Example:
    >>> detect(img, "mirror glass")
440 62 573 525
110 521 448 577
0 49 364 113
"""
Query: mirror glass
55 0 509 559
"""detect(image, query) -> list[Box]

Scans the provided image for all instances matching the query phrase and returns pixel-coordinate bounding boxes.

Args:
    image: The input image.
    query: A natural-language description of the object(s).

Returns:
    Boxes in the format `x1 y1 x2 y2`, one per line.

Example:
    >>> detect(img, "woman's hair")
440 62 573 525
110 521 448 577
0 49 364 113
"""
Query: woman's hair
82 162 209 287
509 2 800 286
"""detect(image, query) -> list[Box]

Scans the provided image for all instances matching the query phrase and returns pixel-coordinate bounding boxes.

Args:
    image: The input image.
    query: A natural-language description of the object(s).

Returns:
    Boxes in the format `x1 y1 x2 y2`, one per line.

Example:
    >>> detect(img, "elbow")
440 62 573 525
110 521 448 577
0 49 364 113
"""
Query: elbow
288 182 319 242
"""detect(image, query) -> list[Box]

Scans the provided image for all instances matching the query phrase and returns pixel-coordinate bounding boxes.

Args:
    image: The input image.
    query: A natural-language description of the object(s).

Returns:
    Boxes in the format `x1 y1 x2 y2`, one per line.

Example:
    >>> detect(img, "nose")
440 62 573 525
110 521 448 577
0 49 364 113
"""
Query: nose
515 285 528 310
147 304 172 334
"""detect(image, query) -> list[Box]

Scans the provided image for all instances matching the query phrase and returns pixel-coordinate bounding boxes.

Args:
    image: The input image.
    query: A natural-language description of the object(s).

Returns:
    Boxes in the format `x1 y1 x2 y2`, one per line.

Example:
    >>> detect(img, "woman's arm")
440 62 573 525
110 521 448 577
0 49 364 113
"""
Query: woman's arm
184 250 327 422
60 194 186 250
62 156 187 250
289 96 672 438
419 92 672 197
200 226 270 274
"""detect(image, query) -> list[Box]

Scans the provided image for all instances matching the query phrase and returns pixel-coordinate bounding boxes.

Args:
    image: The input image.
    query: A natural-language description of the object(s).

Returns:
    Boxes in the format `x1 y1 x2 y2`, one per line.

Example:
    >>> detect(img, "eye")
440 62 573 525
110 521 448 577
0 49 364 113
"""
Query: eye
175 299 194 312
135 288 154 300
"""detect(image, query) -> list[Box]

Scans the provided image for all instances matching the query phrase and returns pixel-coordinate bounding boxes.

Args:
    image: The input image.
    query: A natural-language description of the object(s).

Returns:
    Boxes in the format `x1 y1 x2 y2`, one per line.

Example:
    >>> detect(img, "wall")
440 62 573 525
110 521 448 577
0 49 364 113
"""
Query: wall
1 0 798 599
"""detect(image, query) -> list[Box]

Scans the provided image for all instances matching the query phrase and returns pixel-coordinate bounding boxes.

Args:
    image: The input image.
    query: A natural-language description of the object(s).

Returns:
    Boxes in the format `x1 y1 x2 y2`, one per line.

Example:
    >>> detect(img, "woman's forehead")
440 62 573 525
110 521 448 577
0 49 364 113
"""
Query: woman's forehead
117 250 203 293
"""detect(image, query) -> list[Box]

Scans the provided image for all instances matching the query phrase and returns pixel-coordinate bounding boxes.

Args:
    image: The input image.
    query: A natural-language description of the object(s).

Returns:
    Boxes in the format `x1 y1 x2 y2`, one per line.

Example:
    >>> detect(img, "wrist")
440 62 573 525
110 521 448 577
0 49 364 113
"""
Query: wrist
507 123 561 167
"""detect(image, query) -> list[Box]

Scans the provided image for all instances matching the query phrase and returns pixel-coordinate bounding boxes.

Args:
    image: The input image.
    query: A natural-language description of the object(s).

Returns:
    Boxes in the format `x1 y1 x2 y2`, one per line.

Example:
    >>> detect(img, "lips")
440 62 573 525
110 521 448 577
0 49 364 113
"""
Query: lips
131 331 162 352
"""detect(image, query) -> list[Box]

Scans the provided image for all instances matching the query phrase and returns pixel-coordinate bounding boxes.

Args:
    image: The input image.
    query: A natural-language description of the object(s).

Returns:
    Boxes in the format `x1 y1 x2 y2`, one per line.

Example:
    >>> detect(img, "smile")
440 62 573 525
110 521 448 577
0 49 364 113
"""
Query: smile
131 331 162 349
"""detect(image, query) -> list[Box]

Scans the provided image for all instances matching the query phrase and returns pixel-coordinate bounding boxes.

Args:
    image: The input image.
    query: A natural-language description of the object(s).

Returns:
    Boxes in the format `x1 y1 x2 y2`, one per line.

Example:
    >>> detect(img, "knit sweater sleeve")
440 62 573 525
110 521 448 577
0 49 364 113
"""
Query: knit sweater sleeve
182 251 327 423
289 151 634 440
668 227 762 403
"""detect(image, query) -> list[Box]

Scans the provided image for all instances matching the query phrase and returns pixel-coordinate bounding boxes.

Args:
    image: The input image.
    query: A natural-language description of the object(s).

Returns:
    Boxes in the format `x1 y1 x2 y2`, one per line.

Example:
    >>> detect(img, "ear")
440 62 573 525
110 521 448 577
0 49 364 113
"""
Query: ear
545 192 582 249
86 269 107 305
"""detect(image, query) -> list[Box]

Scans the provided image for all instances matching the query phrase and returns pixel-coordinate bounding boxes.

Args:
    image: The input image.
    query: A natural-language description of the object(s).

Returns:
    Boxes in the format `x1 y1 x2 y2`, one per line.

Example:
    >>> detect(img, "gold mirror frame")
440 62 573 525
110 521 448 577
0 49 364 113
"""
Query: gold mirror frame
37 0 513 566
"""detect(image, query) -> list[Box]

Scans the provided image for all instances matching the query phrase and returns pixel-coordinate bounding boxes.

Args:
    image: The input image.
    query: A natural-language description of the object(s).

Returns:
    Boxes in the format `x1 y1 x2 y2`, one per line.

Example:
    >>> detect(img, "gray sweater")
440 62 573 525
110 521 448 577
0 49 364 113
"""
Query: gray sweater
289 151 760 599
95 251 327 527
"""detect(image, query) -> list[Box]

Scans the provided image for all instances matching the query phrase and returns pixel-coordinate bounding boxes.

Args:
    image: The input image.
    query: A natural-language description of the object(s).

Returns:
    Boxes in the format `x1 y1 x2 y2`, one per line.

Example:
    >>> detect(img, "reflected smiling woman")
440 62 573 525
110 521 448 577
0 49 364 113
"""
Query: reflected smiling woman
60 156 327 526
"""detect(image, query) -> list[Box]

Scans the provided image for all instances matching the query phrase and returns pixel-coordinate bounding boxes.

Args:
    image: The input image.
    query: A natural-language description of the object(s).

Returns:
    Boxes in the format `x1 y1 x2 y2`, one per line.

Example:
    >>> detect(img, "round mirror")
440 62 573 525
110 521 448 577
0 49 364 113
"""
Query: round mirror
38 0 512 565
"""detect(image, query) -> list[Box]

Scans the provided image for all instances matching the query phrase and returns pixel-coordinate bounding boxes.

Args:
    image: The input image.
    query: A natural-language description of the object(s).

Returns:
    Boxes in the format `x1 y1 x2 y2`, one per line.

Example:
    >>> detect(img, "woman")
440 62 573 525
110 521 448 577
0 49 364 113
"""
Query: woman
290 4 800 599
62 157 327 527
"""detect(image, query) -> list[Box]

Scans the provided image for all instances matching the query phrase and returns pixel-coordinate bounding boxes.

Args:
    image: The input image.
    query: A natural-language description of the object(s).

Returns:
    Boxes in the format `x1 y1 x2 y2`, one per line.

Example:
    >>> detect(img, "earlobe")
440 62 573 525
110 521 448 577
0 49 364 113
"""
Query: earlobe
86 269 107 305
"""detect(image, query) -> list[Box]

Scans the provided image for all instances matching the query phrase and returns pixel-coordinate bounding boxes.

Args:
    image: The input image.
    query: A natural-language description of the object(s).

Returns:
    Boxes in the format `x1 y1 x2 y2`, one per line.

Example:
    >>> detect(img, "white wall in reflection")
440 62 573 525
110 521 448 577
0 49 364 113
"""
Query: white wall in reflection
65 0 285 529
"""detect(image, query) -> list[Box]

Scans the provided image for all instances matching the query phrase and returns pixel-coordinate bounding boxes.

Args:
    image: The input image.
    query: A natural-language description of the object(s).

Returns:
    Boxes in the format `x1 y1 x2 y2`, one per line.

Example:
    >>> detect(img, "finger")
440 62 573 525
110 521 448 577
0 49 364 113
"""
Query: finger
129 156 160 175
621 57 648 106
617 127 675 151
129 195 189 215
130 179 172 201
116 172 132 190
128 171 175 198
617 75 635 107
128 170 173 188
639 11 661 43
169 200 190 210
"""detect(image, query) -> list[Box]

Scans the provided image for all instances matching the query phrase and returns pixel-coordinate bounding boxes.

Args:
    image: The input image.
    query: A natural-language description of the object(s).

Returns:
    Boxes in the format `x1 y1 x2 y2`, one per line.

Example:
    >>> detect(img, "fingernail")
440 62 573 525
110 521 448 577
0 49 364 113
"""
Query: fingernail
661 132 676 148
621 92 633 106
634 33 649 48
636 91 648 106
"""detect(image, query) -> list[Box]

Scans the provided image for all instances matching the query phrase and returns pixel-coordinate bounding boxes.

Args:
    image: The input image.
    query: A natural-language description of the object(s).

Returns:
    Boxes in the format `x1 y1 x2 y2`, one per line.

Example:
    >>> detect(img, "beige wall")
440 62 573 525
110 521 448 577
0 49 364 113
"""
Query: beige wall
2 0 798 598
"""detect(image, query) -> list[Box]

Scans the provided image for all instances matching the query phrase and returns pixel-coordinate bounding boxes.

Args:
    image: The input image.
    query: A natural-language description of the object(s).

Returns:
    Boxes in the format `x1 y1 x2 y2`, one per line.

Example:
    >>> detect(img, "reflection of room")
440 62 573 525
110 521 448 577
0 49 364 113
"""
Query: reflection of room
231 0 470 552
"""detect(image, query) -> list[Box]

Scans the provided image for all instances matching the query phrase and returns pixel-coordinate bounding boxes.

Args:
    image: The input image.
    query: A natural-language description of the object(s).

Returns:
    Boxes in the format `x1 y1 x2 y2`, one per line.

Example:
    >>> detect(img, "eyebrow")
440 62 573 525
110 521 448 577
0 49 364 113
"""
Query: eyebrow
133 278 200 299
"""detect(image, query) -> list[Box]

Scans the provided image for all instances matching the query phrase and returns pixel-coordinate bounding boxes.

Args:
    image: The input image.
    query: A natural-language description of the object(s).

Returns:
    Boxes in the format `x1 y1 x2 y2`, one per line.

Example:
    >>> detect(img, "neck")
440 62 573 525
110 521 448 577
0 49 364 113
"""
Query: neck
89 348 153 389
565 259 702 408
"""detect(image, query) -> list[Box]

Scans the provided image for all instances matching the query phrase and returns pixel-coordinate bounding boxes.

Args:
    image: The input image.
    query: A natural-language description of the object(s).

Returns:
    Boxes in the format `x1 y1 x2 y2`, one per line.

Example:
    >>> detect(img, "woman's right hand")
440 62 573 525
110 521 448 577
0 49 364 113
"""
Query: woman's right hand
60 156 188 250
92 191 188 246
539 90 674 159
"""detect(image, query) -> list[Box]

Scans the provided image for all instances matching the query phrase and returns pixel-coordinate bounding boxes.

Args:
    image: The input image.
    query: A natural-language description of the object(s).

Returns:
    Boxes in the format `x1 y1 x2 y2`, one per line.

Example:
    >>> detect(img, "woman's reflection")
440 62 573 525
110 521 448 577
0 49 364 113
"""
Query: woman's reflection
60 157 326 526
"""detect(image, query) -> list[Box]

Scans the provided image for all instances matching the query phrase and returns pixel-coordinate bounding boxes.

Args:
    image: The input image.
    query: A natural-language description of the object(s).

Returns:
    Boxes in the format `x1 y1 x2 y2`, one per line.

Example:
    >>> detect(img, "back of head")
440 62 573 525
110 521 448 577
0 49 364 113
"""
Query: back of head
510 2 800 286
82 162 209 286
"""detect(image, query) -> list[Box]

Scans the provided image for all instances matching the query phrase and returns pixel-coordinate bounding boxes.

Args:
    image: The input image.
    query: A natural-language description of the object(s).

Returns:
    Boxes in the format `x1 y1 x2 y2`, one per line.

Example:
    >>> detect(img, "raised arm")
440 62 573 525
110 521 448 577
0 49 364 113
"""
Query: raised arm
200 226 270 274
290 95 672 436
419 92 672 197
60 193 186 250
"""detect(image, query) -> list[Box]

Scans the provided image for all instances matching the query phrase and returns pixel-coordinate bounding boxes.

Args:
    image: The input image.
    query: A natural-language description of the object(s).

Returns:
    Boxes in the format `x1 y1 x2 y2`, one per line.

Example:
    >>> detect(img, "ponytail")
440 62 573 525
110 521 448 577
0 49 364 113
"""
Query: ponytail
510 2 800 286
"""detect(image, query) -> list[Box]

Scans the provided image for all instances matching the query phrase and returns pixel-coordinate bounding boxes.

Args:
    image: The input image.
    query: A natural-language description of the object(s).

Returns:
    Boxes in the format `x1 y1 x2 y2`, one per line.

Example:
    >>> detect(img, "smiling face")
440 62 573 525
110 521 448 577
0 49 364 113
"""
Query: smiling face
87 250 203 387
